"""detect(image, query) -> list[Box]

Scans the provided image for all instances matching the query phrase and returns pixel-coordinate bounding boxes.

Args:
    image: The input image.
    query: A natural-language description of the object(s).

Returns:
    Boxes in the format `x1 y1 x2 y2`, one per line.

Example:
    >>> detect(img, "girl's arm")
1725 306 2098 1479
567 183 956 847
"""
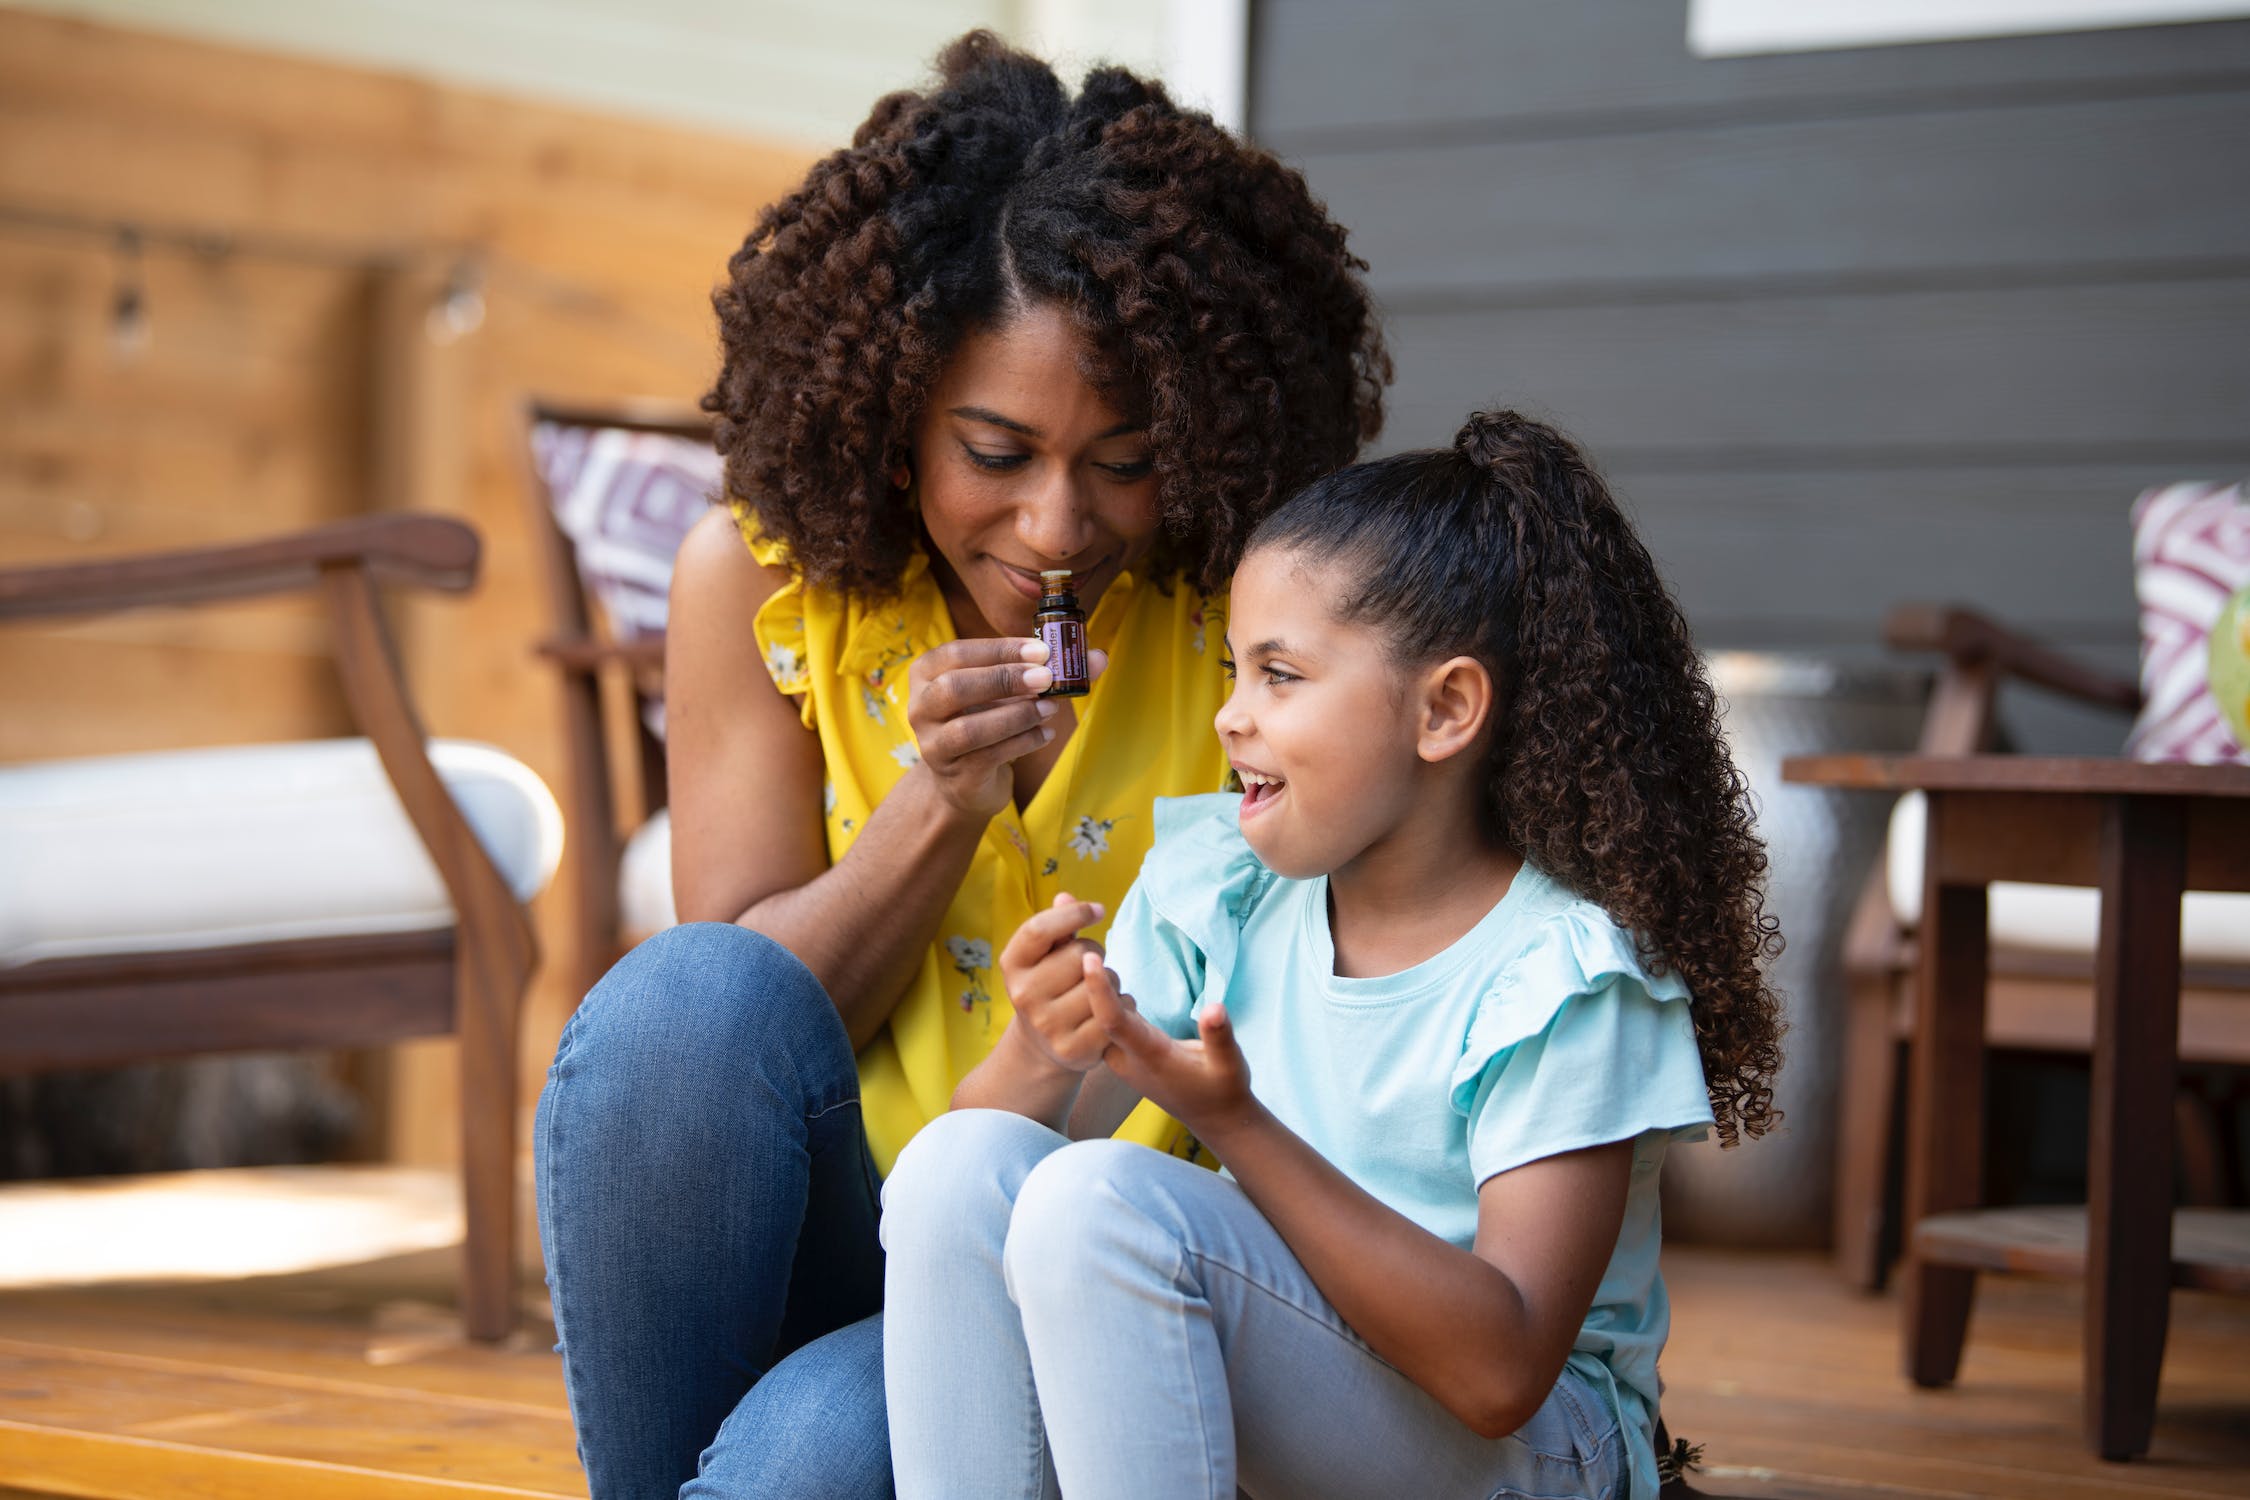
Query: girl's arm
1211 1103 1628 1440
667 510 1054 1050
1082 958 1630 1440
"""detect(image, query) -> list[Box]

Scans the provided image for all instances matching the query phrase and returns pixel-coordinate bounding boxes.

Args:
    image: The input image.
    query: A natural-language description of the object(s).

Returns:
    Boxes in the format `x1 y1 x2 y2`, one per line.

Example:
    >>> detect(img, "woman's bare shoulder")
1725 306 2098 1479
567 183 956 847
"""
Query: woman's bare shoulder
672 505 794 620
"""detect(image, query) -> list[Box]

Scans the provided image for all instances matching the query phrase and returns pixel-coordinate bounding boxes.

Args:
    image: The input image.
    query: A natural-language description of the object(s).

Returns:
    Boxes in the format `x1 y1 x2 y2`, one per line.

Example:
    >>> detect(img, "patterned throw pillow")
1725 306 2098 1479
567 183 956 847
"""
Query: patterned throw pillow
2125 480 2250 763
529 421 724 738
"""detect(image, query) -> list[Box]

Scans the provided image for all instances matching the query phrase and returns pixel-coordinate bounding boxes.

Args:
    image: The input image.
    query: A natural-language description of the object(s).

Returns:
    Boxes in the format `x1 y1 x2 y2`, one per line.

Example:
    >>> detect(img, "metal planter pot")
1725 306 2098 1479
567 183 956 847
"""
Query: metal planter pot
1659 652 1928 1248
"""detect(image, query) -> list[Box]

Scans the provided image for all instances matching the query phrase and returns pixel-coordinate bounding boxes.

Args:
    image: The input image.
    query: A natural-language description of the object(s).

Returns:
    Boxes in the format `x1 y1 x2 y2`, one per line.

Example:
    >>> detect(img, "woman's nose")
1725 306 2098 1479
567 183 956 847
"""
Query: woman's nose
1015 472 1095 563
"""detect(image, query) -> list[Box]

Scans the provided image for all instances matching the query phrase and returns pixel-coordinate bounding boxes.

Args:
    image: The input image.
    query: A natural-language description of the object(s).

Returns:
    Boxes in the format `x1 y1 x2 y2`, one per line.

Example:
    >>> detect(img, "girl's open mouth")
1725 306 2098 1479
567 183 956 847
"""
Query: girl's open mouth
1238 770 1286 818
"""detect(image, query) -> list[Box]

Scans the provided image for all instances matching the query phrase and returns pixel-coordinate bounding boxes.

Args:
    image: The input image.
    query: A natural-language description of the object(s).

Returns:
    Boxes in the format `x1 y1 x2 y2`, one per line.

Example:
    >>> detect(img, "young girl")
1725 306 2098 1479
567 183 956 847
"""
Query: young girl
878 410 1783 1500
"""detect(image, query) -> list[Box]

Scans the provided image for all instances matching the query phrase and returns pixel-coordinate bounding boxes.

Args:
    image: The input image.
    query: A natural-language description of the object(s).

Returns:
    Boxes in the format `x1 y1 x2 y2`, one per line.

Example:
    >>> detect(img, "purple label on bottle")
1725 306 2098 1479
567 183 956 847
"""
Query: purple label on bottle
1039 617 1088 687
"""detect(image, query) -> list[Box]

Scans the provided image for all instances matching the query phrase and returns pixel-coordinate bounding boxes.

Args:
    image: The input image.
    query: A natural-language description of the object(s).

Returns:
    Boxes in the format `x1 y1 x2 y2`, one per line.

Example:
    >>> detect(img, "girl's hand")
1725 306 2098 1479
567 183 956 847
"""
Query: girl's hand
905 639 1107 819
1079 951 1255 1132
998 894 1115 1074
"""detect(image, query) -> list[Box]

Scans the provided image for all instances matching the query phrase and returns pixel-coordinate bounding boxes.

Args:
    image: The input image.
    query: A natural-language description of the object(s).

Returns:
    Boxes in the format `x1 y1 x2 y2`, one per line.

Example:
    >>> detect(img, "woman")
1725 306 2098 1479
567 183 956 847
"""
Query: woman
534 31 1387 1499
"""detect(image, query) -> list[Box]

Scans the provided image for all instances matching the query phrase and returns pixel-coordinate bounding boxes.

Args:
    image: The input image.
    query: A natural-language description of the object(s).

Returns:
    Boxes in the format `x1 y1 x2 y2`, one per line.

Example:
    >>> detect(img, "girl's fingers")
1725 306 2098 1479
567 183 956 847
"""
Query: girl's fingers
1000 899 1105 971
1195 999 1242 1062
1082 952 1168 1062
1016 942 1105 1009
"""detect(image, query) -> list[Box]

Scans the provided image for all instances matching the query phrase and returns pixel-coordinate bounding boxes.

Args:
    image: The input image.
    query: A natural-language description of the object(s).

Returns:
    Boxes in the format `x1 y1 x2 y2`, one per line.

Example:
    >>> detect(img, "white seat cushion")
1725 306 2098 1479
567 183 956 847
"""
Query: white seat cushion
1886 791 2250 964
0 739 563 969
619 808 678 942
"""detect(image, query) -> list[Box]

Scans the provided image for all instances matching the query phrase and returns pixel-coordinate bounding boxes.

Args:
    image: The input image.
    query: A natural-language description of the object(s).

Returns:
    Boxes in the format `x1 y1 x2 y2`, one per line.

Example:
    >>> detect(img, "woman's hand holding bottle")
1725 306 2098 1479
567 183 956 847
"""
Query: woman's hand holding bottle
905 639 1106 819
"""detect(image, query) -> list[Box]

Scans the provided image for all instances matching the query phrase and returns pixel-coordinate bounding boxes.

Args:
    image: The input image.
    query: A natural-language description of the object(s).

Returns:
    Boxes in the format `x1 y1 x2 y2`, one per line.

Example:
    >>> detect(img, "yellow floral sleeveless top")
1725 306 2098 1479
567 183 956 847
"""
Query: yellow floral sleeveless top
736 504 1232 1174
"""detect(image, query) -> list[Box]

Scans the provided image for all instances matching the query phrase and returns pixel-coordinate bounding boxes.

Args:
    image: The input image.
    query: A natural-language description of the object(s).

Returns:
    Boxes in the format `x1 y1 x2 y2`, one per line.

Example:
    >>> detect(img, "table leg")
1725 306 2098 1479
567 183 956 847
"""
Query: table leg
1903 791 1987 1387
2085 795 2185 1459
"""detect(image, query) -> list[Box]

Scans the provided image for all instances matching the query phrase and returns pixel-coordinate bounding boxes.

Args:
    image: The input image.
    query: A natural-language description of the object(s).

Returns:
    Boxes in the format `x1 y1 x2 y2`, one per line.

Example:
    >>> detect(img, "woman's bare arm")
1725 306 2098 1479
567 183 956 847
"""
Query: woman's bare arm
666 509 997 1048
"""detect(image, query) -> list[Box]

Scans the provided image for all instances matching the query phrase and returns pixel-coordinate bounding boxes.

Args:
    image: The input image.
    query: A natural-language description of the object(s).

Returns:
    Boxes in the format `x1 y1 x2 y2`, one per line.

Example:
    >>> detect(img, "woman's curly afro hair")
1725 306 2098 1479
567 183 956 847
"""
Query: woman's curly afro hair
706 30 1389 597
1250 412 1787 1145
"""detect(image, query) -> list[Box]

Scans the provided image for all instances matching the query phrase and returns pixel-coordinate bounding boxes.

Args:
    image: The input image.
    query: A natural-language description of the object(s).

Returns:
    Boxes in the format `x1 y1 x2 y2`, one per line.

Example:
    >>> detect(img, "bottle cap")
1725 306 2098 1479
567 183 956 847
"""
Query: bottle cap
1039 569 1073 589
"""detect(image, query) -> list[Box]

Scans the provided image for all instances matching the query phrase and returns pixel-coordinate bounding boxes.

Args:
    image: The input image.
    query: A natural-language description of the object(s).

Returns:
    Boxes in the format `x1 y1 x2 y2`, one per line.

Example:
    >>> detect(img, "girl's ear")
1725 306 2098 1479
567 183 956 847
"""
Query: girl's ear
1414 656 1494 764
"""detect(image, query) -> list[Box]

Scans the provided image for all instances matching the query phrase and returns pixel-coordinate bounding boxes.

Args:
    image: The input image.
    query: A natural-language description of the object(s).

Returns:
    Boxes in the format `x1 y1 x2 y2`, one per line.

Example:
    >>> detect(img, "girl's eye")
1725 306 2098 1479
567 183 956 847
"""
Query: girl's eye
963 446 1029 472
1262 666 1299 686
1219 656 1238 679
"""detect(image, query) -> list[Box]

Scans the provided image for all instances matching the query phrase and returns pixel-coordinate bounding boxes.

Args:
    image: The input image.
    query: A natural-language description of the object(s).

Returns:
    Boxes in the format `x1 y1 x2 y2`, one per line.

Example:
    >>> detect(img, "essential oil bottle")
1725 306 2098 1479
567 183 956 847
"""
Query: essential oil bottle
1035 570 1091 697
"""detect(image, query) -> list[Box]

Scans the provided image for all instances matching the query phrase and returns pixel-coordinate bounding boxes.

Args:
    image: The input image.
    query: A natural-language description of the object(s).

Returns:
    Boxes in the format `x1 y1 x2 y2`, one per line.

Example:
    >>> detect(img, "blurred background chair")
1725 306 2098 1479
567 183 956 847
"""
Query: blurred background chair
520 399 715 1003
1833 603 2250 1292
0 516 562 1340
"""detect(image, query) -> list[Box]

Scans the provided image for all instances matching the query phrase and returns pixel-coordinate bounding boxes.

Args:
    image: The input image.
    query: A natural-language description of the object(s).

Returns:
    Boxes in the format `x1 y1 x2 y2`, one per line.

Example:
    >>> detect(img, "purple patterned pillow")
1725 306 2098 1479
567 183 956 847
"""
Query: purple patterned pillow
2125 480 2250 764
530 421 723 737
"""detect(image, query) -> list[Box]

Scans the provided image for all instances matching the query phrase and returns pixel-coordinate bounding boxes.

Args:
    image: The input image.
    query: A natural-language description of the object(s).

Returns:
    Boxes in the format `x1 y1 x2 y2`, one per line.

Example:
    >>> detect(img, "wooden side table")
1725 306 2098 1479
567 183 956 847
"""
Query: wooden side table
1779 754 2250 1460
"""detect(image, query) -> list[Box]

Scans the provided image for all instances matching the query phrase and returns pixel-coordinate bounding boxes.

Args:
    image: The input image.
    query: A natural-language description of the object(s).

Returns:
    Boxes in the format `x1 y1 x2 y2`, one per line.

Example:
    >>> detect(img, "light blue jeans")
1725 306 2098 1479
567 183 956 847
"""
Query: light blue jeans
880 1108 1627 1500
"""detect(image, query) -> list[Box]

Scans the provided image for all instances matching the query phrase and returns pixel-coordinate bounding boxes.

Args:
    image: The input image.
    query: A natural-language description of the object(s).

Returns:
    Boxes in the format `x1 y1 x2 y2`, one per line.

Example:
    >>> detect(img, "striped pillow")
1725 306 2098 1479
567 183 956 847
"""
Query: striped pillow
2125 480 2250 763
530 420 724 739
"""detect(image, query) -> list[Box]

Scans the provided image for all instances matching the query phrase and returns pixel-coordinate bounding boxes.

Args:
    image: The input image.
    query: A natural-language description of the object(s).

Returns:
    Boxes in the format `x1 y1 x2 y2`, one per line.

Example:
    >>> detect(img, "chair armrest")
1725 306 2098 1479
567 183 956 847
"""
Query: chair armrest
1883 604 2140 715
534 633 666 676
0 515 478 622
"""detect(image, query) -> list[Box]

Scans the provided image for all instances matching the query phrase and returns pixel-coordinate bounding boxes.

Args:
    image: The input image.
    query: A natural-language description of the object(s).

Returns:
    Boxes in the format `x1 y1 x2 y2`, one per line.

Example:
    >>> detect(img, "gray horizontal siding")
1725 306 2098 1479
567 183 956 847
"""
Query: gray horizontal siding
1255 0 2250 146
1252 0 2250 751
1381 278 2250 457
1317 93 2250 298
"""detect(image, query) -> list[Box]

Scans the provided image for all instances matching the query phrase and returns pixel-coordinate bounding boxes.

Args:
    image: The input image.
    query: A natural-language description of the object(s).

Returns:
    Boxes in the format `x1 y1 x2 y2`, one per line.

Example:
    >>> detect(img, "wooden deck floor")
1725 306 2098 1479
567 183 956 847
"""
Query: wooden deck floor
1 1177 2246 1498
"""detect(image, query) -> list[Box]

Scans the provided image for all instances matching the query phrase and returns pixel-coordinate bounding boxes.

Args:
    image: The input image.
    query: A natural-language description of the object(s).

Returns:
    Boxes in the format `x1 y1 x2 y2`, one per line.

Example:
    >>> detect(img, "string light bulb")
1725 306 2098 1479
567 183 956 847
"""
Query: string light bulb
109 227 150 360
426 255 486 344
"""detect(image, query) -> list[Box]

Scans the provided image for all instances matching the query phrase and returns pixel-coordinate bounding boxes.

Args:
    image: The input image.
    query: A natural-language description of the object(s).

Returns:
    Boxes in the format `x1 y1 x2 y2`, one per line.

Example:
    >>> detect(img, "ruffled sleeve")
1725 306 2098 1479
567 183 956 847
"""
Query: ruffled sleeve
1103 794 1276 1040
1451 906 1712 1183
734 500 815 727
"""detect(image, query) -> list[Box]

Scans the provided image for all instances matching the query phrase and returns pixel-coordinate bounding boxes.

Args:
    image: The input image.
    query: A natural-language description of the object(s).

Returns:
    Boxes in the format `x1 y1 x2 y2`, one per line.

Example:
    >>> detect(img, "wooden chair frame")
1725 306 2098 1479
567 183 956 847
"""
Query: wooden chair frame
1832 603 2250 1291
517 396 711 1003
0 516 538 1340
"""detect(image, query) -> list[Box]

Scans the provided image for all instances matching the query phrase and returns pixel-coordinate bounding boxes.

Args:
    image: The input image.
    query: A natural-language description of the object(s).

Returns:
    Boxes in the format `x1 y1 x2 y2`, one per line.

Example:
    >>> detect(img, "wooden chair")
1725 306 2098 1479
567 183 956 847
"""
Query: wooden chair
1829 605 2250 1294
0 517 543 1340
518 398 713 1003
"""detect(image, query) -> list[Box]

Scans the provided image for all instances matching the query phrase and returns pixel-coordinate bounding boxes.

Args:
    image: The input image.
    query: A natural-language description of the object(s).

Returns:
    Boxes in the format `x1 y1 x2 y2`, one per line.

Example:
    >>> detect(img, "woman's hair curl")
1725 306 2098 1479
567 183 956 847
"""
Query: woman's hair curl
706 30 1389 596
1248 412 1785 1144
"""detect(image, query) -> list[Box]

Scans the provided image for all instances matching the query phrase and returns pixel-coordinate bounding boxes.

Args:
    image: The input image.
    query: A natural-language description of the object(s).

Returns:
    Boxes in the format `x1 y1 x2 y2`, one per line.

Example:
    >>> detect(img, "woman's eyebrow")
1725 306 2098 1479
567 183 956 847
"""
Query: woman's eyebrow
948 406 1144 441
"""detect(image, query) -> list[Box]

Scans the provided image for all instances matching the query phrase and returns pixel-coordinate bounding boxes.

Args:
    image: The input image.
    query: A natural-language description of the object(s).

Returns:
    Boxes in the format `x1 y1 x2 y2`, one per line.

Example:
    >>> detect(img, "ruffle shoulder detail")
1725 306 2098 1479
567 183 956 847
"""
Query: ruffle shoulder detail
1103 794 1276 1037
734 500 815 726
1448 902 1697 1117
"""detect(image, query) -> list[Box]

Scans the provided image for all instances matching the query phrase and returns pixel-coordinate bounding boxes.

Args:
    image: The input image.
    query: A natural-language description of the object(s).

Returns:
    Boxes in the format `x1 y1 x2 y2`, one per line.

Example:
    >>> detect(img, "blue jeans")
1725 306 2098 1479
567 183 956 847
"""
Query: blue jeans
534 923 893 1500
881 1109 1627 1500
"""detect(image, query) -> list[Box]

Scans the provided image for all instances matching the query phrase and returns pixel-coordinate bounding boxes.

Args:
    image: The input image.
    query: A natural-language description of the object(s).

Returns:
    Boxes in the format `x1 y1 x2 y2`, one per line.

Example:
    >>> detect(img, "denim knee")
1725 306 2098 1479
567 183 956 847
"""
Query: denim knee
554 922 848 1110
1002 1139 1171 1307
881 1108 1059 1257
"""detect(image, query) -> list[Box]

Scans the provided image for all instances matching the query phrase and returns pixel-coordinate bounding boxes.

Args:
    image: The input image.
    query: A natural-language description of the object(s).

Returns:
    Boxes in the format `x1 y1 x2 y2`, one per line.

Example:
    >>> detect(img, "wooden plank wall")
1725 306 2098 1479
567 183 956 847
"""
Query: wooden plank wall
0 10 815 1168
1252 0 2250 749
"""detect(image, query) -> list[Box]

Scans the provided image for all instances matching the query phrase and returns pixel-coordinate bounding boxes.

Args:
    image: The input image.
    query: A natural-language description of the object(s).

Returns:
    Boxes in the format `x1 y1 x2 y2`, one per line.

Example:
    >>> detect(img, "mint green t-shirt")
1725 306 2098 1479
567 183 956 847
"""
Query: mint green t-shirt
1103 794 1714 1500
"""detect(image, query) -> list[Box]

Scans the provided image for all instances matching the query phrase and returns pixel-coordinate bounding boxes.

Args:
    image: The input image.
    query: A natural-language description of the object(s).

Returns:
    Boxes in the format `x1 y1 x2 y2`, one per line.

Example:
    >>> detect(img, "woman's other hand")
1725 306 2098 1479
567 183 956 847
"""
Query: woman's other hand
905 639 1106 819
998 894 1119 1074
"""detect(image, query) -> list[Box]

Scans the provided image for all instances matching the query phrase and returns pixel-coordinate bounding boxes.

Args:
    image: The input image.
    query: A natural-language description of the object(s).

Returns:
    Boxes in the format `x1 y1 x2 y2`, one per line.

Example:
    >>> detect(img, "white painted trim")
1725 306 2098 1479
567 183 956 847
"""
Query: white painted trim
1163 0 1249 137
1690 0 2250 56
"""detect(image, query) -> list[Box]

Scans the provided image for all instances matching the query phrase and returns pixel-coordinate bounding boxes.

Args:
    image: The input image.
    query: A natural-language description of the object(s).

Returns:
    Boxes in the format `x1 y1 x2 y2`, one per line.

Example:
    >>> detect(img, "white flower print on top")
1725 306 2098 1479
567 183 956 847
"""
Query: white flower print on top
946 935 994 1026
765 640 806 690
1067 815 1117 861
892 741 922 768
